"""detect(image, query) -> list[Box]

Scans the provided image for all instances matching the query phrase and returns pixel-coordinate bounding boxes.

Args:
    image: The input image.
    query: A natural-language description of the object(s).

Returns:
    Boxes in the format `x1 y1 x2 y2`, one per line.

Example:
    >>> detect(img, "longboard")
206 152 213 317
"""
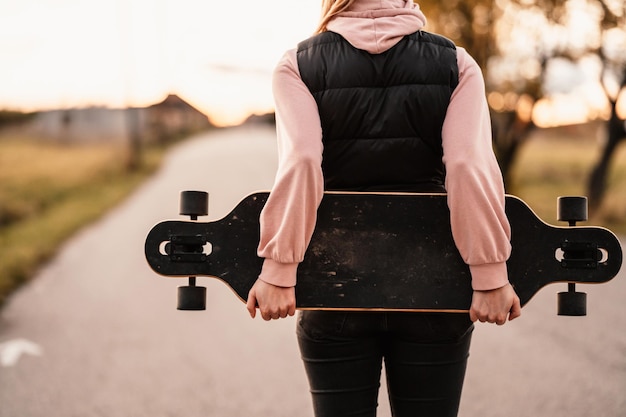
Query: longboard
145 192 622 314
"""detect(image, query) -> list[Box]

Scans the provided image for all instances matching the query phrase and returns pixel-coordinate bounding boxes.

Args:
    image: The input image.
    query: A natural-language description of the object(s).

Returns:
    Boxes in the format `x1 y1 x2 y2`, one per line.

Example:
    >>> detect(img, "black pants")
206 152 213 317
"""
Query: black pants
297 311 473 417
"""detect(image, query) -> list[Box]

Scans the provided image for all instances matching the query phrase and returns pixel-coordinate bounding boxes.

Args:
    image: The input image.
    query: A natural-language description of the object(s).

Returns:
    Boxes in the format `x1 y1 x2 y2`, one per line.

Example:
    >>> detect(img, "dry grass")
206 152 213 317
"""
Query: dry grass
509 123 626 233
0 138 127 225
0 136 164 304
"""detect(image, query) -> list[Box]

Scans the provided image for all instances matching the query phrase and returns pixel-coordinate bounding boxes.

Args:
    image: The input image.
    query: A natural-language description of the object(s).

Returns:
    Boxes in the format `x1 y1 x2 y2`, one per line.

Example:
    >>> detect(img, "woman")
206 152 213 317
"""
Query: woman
247 1 522 416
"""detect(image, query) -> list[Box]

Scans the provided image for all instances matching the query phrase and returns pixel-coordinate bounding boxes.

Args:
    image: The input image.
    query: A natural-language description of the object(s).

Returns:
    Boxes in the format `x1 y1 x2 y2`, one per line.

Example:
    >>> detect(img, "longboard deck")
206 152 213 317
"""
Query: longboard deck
145 192 622 312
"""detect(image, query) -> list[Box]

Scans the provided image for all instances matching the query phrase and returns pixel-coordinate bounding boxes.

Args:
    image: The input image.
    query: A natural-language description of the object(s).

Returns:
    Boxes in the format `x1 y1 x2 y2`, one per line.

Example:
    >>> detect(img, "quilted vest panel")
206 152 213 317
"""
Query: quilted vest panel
297 31 458 192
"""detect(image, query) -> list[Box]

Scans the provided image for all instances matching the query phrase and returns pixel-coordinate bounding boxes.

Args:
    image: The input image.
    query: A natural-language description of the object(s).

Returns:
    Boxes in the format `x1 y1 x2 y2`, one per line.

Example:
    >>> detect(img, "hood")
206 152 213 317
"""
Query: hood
326 0 427 54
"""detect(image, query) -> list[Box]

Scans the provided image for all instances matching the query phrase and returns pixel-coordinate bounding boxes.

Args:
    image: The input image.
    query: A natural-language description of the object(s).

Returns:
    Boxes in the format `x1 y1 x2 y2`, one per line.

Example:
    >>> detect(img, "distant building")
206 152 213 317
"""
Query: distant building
144 94 214 143
12 94 213 144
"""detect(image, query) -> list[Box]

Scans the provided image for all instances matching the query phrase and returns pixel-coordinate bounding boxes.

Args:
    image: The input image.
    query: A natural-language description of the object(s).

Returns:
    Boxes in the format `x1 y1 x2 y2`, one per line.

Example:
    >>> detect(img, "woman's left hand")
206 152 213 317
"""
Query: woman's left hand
246 279 296 320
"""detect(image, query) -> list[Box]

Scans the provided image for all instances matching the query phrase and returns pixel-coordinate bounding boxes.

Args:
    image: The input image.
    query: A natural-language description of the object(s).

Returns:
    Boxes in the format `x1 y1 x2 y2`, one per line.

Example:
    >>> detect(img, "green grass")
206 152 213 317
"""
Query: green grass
0 137 166 305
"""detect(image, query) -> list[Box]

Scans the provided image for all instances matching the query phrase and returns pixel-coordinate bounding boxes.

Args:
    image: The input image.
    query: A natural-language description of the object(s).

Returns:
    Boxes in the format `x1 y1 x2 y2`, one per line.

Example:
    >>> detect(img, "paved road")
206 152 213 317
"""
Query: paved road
1 125 624 417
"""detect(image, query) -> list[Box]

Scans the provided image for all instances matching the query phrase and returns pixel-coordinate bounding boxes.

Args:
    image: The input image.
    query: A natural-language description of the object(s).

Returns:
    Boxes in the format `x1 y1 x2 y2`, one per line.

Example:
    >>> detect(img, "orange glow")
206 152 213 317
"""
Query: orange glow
617 88 626 120
532 95 599 128
488 92 506 112
516 94 535 123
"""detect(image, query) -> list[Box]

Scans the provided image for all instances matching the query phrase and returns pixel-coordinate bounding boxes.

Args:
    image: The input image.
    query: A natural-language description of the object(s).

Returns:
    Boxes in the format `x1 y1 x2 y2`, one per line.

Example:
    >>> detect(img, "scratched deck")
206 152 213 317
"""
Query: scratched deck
145 192 622 312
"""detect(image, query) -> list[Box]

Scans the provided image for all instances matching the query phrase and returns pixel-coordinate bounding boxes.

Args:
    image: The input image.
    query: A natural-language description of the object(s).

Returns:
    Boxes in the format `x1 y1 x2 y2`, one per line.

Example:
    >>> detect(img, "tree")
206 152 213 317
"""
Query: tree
418 0 626 202
587 1 626 210
419 0 546 185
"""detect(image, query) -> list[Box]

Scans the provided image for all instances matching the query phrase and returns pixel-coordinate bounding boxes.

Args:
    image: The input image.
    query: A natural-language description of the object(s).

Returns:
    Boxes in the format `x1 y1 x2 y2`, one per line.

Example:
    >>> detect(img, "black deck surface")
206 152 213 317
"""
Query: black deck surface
145 192 622 311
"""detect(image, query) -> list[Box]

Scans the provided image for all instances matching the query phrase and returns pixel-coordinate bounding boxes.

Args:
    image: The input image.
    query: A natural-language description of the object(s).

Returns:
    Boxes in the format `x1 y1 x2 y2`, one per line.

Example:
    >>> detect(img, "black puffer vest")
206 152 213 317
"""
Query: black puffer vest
297 31 458 192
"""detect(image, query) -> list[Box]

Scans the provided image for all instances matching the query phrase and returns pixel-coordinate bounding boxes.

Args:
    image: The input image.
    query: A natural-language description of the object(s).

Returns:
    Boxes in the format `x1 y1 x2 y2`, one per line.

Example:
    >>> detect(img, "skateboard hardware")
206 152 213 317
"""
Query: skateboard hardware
167 235 208 263
176 191 209 311
145 191 622 314
179 190 208 220
556 196 590 316
559 241 601 269
557 196 588 226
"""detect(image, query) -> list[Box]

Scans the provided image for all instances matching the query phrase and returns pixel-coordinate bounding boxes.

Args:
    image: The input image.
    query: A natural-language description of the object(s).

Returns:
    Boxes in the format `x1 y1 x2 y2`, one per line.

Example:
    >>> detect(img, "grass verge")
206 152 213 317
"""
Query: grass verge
509 125 626 234
0 138 166 306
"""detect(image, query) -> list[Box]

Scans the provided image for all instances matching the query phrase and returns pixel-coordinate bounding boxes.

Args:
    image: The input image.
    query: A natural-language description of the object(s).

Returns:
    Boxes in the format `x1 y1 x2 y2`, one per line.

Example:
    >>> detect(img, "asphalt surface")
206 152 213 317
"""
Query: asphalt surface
1 125 624 417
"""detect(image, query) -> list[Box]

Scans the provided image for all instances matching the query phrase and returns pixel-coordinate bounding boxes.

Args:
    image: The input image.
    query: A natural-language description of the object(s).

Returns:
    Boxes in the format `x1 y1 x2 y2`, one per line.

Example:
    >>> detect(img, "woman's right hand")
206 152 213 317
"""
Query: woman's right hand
469 283 521 325
246 278 296 321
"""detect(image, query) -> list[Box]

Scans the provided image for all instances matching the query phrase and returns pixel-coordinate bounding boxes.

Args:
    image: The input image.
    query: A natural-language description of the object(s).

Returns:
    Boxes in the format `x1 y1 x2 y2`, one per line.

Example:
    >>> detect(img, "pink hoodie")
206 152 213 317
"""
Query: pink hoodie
257 0 512 292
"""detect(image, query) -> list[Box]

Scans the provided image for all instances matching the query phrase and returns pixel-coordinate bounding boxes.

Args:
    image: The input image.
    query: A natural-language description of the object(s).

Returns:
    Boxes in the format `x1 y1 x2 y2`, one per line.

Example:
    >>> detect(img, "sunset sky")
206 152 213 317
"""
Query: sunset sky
1 0 622 127
0 0 320 126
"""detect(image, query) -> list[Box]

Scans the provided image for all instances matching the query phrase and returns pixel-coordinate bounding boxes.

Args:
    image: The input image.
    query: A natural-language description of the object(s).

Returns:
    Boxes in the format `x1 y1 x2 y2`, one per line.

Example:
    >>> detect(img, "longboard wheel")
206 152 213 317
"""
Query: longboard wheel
180 191 208 219
177 285 207 311
557 290 587 316
557 196 588 224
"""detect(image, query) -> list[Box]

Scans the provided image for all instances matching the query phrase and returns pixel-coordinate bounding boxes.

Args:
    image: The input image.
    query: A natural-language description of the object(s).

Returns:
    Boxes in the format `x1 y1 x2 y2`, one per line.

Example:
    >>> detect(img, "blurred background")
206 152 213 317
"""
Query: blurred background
0 0 625 416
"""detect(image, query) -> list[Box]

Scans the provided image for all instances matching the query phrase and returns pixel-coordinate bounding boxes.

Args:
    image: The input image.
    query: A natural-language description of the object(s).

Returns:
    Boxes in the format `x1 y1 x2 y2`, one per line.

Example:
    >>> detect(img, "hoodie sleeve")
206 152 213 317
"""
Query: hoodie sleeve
442 47 512 291
256 50 324 287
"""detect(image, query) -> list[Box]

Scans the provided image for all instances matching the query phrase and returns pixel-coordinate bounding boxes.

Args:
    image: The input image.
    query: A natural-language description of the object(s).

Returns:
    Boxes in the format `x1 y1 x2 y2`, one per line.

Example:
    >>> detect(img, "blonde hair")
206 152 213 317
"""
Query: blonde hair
316 0 358 33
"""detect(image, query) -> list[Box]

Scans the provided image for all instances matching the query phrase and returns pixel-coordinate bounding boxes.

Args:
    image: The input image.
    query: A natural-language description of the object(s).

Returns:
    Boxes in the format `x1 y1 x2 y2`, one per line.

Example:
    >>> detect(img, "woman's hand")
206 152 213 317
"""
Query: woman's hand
470 283 521 325
246 279 296 321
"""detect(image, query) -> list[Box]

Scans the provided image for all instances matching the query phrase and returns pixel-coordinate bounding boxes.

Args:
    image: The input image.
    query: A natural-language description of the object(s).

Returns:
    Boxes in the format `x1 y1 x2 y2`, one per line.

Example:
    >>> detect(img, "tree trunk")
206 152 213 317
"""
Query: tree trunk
491 111 536 190
587 102 626 212
125 107 142 172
